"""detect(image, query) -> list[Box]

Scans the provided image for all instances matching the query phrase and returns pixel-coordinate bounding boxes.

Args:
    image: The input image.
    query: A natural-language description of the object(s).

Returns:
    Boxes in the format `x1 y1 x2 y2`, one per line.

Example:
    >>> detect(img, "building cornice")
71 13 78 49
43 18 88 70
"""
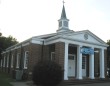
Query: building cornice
45 35 108 49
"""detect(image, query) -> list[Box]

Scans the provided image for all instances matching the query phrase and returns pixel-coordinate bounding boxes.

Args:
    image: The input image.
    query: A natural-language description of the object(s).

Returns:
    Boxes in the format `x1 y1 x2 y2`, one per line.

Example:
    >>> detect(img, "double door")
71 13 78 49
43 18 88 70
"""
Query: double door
68 54 87 77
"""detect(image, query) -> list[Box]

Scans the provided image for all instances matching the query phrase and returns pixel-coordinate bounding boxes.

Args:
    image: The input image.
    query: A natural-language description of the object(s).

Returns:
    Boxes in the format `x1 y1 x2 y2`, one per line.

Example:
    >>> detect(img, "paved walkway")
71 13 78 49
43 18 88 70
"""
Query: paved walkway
10 81 36 86
10 81 29 86
73 82 110 86
10 81 110 86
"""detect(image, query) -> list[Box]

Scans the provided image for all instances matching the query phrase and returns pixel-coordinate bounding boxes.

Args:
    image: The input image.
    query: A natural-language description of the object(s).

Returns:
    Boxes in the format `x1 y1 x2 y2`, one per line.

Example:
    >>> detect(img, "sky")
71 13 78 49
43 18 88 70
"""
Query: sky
0 0 110 42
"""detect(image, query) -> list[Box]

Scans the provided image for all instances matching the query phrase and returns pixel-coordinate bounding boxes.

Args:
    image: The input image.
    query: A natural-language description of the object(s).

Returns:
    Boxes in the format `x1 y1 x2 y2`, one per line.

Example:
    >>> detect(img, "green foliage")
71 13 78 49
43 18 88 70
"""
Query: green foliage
0 71 13 86
32 60 63 86
107 40 110 46
0 34 18 59
0 32 2 36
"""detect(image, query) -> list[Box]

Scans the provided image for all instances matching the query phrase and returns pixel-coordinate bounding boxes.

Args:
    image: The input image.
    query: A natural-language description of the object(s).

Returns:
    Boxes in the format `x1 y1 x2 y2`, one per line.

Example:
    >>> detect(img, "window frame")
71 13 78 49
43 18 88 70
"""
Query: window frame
82 56 86 69
16 53 20 68
51 52 55 61
3 56 6 67
24 51 29 69
11 54 14 68
64 21 68 27
0 59 2 67
68 54 75 60
7 55 9 67
59 21 62 27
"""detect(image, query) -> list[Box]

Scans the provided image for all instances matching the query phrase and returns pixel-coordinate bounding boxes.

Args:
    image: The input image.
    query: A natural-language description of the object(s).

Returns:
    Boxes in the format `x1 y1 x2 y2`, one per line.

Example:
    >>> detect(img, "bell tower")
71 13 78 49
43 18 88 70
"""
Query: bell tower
57 1 70 33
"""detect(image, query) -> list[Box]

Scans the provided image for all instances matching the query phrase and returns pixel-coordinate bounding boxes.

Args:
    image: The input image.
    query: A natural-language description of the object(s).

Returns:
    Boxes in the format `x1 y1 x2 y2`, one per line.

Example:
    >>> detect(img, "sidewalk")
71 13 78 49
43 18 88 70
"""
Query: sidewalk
10 82 28 86
10 81 34 86
10 81 110 86
73 82 110 86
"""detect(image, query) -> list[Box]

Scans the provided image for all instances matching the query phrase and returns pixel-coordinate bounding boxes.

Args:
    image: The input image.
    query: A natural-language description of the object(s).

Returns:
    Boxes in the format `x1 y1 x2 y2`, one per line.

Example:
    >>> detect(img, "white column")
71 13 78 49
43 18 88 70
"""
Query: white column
64 42 69 80
89 47 94 79
76 45 82 79
100 48 105 78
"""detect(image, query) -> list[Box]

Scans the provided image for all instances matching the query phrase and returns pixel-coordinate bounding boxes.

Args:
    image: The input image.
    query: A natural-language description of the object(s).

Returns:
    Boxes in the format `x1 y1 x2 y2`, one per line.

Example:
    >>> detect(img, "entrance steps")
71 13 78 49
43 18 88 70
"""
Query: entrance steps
59 78 110 85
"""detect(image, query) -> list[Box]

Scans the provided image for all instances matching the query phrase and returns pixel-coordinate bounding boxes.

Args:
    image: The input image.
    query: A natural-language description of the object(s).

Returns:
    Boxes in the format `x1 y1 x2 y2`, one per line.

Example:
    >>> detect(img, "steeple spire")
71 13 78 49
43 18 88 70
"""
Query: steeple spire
61 5 67 19
61 0 67 19
57 1 70 33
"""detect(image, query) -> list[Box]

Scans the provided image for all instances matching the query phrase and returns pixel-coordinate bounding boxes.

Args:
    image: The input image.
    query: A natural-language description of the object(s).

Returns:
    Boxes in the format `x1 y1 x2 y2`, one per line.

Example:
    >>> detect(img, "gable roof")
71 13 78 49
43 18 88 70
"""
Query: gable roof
45 30 108 47
67 30 106 44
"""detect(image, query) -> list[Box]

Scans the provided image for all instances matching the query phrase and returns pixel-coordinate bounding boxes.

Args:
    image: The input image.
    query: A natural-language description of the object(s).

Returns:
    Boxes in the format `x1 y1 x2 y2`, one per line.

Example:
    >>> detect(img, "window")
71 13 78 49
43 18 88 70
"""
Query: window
68 54 75 60
24 51 29 69
3 56 6 67
51 52 55 61
16 53 20 68
7 55 9 67
11 54 14 68
64 21 68 27
0 59 2 67
59 21 62 27
82 56 86 69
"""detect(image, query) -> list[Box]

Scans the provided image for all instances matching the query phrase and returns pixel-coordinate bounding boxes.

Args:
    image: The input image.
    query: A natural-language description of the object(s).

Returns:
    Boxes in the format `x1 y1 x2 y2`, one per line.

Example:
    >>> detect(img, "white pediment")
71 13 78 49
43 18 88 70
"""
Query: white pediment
64 30 107 46
44 30 108 47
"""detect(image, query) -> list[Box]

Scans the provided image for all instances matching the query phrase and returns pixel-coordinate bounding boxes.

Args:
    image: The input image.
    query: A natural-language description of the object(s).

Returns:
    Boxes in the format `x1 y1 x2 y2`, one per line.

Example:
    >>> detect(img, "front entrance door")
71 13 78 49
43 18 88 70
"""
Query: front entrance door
68 54 75 77
82 55 86 77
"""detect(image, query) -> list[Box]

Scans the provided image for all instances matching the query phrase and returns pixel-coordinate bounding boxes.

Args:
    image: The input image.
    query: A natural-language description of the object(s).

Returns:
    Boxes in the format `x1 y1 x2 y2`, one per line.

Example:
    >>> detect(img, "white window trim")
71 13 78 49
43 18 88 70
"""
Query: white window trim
51 52 55 61
68 54 75 60
82 55 86 69
16 53 20 68
0 59 2 67
24 51 29 69
7 55 9 67
11 54 14 68
68 54 75 56
3 56 6 67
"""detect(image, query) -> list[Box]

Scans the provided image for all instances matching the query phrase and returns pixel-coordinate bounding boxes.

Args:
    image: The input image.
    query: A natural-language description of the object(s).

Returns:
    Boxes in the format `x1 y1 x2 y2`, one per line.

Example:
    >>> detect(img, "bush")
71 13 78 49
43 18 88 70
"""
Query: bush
32 60 63 86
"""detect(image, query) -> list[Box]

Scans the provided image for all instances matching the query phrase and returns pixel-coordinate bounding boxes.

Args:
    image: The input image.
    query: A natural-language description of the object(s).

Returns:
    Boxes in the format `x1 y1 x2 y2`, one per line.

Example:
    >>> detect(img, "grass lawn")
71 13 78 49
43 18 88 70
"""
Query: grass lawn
0 71 13 86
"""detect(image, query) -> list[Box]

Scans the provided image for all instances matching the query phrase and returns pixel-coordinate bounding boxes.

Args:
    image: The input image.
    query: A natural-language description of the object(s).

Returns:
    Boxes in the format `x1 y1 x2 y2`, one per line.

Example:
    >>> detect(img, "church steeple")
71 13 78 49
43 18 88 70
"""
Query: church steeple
61 5 67 19
57 1 70 33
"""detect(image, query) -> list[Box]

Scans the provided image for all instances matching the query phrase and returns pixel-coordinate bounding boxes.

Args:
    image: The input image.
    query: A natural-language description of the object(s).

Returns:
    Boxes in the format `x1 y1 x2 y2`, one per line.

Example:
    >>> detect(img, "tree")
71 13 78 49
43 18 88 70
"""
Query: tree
32 60 63 86
0 34 18 60
0 32 2 36
107 40 110 46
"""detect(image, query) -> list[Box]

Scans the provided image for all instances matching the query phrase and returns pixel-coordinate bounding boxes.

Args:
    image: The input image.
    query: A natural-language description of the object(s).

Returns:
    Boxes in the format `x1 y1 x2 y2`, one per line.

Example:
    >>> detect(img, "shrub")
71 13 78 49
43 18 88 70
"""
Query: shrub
32 60 63 86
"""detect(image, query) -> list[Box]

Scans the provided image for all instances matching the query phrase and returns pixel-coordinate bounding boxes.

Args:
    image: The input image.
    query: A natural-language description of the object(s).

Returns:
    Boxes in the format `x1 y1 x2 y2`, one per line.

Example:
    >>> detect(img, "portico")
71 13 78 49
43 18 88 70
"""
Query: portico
64 42 106 80
53 3 108 80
